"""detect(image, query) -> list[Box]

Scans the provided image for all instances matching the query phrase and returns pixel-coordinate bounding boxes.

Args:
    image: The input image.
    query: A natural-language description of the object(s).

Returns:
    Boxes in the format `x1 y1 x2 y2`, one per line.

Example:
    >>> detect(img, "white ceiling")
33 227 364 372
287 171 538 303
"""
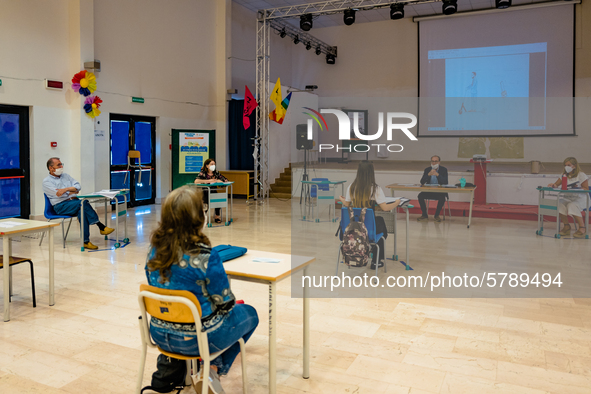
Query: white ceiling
233 0 553 28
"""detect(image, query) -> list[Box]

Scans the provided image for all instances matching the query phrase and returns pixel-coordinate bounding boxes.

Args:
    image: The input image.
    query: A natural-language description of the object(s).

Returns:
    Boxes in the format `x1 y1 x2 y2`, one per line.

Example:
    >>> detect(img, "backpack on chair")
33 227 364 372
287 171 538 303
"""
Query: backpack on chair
340 207 372 267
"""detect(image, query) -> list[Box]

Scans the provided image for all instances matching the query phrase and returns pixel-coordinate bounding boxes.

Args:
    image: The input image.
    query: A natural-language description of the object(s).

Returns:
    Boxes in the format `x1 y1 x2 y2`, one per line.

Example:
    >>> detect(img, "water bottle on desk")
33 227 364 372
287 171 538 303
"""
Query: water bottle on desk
561 173 567 190
460 177 466 188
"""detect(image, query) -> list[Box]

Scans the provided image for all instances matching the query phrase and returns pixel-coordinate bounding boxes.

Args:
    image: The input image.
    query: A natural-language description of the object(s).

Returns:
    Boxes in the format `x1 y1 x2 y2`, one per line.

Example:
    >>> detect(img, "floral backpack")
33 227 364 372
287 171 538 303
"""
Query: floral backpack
340 207 371 267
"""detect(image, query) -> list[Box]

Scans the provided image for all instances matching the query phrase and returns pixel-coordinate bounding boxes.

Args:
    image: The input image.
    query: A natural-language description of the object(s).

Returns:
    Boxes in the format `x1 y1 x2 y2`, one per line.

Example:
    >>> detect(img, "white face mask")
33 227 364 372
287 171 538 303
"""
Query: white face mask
431 164 439 170
54 168 64 176
565 166 574 174
209 164 216 172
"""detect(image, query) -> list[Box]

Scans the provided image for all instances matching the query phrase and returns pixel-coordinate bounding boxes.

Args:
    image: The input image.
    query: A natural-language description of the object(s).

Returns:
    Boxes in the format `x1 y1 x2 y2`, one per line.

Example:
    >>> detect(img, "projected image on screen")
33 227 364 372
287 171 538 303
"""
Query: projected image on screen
428 43 546 132
418 6 574 137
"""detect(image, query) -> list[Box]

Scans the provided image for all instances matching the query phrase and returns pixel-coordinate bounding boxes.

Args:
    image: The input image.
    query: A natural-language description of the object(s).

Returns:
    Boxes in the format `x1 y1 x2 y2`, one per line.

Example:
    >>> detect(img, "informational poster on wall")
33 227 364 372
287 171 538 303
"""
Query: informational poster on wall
179 132 209 173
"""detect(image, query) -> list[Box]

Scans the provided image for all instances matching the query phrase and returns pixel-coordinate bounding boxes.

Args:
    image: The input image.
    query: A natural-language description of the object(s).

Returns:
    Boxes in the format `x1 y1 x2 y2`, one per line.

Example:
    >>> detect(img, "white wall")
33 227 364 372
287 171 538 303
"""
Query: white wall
0 0 231 216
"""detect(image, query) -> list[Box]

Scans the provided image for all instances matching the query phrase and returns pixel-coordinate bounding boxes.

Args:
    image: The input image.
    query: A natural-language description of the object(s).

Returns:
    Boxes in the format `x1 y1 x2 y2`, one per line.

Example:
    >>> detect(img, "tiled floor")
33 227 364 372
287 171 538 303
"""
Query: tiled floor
1 199 591 393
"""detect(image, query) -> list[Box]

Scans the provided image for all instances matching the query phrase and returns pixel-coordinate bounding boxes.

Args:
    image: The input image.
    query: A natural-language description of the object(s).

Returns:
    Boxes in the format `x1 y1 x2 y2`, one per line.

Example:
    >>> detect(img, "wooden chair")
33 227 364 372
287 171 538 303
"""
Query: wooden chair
0 256 36 307
124 150 151 187
136 284 248 394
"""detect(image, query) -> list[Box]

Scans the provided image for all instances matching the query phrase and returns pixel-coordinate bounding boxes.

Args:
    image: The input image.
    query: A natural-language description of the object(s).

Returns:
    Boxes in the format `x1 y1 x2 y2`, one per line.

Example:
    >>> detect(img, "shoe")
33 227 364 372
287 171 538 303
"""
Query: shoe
214 217 222 224
417 216 428 222
193 368 225 394
573 230 586 238
434 216 442 223
100 226 115 235
559 225 571 236
84 242 98 250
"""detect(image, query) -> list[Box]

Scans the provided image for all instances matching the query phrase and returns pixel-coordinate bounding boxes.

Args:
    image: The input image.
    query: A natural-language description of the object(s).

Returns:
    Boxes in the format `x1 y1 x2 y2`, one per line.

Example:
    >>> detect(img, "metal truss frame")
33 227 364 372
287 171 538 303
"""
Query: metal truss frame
255 12 270 201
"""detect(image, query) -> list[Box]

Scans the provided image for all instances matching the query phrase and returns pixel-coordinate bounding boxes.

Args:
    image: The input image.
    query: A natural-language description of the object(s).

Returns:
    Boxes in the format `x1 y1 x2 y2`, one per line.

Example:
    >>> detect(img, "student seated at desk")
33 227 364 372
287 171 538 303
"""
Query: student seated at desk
547 157 589 238
194 159 229 223
339 161 401 269
417 155 448 223
146 186 258 392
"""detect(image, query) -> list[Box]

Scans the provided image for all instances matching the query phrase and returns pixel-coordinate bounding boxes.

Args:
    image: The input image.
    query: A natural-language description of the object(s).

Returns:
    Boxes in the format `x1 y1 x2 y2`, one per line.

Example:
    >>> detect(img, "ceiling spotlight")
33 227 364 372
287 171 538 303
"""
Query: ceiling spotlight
390 3 404 20
495 0 511 8
442 0 457 15
315 46 322 55
305 42 312 50
326 53 336 65
279 28 286 38
300 14 313 31
343 9 356 26
293 35 300 45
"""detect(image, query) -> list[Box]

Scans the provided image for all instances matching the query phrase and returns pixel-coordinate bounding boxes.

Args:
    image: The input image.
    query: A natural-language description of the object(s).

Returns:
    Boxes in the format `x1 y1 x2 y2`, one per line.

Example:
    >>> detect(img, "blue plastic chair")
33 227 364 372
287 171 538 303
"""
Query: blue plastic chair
38 194 75 248
336 207 386 276
310 178 329 198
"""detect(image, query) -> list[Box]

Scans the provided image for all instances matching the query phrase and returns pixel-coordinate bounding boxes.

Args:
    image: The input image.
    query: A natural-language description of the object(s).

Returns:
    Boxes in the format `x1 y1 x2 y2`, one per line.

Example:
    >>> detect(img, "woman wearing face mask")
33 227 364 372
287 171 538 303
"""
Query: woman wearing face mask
194 159 229 223
146 186 259 393
547 157 589 238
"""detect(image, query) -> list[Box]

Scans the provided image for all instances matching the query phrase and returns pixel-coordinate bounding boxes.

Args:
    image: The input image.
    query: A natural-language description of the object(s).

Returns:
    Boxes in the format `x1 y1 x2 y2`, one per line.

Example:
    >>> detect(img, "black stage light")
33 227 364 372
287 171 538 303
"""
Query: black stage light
279 28 286 38
390 3 404 20
315 46 322 55
305 42 312 50
344 9 356 25
293 35 300 45
300 14 313 31
495 0 511 8
326 53 336 64
442 0 457 15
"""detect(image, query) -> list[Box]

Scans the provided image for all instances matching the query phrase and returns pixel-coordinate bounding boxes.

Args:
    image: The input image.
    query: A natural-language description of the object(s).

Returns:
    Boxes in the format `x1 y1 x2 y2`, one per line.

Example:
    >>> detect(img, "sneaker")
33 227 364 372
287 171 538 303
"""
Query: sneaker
559 225 571 236
573 230 586 238
84 242 98 250
417 216 428 222
193 368 225 394
434 216 442 223
100 226 115 235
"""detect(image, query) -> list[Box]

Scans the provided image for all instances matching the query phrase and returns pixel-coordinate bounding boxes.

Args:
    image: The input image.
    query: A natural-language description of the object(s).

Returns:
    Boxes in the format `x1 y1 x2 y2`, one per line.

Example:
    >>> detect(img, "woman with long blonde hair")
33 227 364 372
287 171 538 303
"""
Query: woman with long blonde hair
547 157 589 238
339 161 400 268
146 186 258 392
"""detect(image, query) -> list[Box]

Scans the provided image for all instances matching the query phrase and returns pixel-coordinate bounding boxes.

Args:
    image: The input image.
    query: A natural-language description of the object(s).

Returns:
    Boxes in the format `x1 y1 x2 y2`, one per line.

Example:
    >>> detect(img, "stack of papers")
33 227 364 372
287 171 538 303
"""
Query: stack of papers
0 221 24 229
92 190 120 199
252 257 281 263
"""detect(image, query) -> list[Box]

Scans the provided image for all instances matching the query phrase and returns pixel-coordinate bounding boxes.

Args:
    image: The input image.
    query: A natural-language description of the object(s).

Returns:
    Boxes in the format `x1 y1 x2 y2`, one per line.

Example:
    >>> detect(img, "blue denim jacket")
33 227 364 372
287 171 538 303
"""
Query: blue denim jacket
145 244 235 327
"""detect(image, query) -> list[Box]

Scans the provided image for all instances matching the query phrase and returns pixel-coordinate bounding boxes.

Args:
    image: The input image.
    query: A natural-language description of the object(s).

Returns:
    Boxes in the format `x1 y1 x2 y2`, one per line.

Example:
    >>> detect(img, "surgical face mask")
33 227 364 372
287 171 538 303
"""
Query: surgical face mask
431 164 439 170
210 164 216 172
565 166 574 174
54 168 64 176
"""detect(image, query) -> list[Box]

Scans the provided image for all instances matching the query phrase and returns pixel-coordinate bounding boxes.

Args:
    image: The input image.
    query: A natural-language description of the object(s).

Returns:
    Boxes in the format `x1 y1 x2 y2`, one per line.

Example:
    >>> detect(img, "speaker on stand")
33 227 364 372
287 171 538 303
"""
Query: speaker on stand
296 124 313 208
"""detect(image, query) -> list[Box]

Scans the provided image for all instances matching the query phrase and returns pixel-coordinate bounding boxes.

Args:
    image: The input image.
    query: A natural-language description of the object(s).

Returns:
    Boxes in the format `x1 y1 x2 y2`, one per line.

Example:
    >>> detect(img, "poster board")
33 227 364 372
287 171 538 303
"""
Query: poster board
171 129 215 190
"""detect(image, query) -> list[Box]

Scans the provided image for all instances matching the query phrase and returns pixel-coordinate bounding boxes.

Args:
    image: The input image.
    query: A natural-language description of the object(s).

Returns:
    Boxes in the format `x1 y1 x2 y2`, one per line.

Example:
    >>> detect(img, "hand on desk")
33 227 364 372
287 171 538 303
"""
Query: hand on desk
547 183 557 188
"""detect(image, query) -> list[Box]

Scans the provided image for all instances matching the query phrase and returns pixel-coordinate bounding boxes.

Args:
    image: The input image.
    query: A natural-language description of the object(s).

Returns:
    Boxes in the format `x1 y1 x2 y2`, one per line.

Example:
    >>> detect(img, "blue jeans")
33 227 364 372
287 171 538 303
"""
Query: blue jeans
53 199 99 243
150 304 259 375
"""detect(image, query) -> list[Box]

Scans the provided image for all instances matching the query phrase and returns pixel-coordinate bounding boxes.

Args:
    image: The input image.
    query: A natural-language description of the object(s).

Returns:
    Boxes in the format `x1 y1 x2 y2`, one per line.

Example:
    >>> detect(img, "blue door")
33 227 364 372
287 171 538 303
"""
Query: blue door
0 105 30 219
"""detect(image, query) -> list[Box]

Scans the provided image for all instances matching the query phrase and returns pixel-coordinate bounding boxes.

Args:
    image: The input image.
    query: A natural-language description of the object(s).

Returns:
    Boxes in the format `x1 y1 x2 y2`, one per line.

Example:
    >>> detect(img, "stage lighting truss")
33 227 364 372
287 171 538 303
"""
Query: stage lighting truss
269 19 337 58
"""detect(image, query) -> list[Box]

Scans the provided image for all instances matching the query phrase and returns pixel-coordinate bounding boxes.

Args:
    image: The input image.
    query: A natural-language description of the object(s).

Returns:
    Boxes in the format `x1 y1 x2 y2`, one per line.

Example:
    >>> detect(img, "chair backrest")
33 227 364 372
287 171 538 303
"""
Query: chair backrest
128 150 141 165
43 194 68 219
310 178 329 198
339 207 379 242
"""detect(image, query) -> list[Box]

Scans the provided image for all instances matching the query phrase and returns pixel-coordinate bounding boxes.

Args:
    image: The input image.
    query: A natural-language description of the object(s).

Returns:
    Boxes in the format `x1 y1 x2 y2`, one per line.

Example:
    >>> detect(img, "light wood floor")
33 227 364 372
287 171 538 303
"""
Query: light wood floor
1 200 590 393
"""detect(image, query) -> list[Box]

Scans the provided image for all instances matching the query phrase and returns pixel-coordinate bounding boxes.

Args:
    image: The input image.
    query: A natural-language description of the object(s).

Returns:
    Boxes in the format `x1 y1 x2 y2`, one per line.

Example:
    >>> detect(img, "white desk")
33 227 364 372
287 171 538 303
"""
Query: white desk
189 183 234 226
0 218 59 321
78 190 129 251
223 250 315 394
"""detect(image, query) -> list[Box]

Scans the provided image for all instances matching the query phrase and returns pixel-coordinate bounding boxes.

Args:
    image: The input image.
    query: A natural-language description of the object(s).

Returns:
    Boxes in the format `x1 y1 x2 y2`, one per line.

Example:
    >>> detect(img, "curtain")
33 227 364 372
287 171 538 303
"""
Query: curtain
228 99 256 170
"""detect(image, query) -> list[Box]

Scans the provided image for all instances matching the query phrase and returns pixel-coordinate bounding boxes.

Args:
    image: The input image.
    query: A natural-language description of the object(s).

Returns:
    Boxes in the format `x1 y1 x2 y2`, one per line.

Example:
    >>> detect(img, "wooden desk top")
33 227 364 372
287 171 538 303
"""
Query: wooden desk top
386 184 476 193
0 218 60 236
224 250 315 282
219 170 254 174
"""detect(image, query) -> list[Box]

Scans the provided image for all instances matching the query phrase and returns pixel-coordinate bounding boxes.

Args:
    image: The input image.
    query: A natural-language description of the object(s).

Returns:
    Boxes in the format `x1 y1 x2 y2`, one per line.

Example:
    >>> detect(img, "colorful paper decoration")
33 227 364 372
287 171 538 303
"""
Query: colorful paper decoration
84 96 102 118
71 70 97 97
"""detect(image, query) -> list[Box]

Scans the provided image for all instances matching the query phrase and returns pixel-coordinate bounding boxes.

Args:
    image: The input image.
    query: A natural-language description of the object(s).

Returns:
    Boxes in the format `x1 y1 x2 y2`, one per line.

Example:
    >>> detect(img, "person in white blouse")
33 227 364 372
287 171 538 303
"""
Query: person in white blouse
547 157 589 238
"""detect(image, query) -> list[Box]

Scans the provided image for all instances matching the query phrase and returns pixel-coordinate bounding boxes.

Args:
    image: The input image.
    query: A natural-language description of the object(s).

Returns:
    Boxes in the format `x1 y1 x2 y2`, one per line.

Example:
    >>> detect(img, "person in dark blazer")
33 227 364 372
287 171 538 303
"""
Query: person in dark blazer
417 156 448 222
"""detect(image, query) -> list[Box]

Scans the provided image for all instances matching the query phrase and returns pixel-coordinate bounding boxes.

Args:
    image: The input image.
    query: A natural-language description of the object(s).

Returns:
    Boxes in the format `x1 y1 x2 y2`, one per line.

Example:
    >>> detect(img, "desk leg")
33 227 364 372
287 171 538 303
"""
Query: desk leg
115 197 120 247
104 199 108 240
303 267 310 379
269 282 277 394
3 236 10 321
49 227 54 306
468 190 474 229
80 199 85 251
393 208 398 261
406 208 410 267
556 196 561 238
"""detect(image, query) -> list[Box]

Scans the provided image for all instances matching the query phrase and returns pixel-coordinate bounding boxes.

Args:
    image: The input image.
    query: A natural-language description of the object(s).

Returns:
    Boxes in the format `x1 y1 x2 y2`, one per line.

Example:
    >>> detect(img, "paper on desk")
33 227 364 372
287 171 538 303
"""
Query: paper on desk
0 221 24 228
92 190 119 199
252 257 281 263
397 183 419 186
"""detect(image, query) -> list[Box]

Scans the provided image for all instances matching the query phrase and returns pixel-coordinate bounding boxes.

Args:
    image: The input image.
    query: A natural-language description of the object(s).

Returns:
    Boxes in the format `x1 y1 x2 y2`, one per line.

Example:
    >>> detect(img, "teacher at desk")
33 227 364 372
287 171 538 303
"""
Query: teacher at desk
194 159 228 223
417 155 448 223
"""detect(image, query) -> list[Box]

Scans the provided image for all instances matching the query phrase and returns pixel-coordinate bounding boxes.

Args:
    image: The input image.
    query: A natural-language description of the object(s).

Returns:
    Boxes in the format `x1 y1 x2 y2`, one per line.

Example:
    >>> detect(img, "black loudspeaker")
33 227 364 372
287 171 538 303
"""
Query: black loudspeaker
296 124 313 150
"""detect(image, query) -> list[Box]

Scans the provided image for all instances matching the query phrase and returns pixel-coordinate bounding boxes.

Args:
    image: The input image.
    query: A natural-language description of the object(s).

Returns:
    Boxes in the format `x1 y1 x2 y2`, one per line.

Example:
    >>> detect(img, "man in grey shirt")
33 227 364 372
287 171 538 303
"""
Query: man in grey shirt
42 157 113 249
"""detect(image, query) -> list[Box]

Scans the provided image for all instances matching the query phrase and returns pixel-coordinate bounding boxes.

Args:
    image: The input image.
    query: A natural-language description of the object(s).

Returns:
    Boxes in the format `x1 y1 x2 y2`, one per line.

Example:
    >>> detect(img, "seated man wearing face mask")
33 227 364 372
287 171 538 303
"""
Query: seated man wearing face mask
42 157 114 250
417 155 449 223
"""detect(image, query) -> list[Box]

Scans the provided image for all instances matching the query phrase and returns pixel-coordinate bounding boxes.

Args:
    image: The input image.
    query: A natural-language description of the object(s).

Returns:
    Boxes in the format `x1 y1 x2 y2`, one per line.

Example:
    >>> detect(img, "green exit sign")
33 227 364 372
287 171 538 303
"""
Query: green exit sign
131 96 144 103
